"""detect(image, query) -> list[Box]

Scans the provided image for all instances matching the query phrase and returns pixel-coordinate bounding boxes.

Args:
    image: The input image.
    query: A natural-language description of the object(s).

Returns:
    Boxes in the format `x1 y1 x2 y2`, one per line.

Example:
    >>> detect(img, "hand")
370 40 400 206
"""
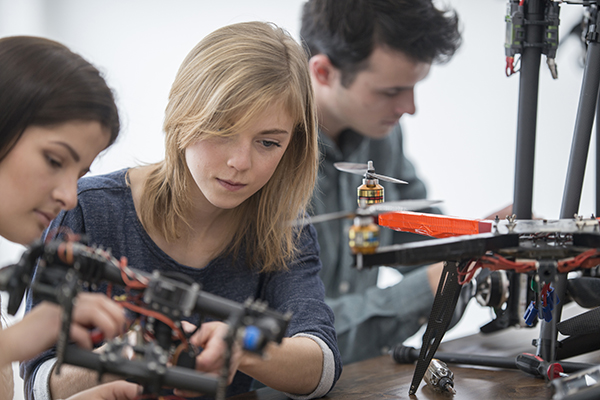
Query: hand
192 321 243 382
173 321 242 397
0 293 125 365
69 292 127 349
65 381 141 400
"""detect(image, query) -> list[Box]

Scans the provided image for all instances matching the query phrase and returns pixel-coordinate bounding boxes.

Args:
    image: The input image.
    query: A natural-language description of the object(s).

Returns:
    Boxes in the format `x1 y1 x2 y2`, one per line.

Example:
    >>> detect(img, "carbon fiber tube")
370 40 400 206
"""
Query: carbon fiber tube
513 0 545 220
392 345 595 373
63 344 219 395
394 345 516 369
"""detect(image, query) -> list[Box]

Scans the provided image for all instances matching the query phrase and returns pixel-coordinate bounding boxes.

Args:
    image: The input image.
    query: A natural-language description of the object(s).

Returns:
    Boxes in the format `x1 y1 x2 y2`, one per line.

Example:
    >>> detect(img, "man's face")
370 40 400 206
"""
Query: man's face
326 46 431 139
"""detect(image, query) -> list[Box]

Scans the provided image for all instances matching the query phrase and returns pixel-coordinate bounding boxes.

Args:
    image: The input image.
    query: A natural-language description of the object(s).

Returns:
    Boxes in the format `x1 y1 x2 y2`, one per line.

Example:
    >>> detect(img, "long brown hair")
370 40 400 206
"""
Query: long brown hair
138 22 318 272
0 36 120 161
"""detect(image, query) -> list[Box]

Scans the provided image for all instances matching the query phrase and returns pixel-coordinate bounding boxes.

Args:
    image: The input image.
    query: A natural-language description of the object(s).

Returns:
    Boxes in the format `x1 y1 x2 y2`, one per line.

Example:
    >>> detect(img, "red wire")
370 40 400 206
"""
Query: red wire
45 227 79 243
56 241 74 265
557 249 600 273
117 256 148 290
46 239 197 399
458 260 480 285
540 283 551 306
457 248 600 285
118 301 188 346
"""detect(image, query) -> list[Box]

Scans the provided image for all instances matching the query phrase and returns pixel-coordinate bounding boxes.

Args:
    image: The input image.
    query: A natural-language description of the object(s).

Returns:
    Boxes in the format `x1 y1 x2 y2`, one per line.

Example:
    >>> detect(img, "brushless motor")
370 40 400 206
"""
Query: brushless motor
424 358 456 395
348 214 379 254
357 161 384 205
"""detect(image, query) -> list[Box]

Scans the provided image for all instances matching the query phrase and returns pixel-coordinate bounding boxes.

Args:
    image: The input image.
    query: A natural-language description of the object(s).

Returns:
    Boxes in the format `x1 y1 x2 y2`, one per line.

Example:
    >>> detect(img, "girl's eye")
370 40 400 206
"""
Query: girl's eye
46 155 62 168
261 140 281 148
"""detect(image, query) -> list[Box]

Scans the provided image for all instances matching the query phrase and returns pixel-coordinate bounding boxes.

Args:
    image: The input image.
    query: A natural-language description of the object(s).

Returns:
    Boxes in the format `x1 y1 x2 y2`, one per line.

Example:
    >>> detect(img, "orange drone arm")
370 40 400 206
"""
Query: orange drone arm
378 211 493 238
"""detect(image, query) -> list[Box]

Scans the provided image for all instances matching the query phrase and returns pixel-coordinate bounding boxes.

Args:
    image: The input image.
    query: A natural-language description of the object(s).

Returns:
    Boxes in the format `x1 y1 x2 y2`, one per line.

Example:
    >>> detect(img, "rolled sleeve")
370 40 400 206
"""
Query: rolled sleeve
283 333 335 400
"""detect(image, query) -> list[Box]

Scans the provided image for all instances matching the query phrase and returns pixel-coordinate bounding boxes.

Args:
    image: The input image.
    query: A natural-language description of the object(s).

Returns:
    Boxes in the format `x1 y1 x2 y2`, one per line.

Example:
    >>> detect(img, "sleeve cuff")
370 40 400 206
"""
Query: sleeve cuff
283 333 335 400
32 357 56 400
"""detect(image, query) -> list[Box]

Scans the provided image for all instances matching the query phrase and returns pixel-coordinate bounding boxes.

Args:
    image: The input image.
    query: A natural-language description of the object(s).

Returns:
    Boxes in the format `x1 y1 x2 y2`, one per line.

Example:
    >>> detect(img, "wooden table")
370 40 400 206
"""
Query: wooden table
228 313 600 400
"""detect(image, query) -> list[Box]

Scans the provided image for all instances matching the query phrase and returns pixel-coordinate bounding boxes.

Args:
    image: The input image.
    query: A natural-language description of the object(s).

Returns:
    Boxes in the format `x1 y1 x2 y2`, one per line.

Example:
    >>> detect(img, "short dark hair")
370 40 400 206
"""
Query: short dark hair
300 0 462 86
0 36 120 161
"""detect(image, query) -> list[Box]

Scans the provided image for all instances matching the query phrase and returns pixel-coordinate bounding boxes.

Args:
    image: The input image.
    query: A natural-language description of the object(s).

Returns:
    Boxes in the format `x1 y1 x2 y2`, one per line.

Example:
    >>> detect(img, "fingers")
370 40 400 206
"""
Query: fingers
3 302 62 363
172 321 230 398
188 321 242 384
66 381 141 400
69 325 93 349
181 320 197 334
68 293 126 348
190 322 229 373
227 342 243 383
98 381 141 400
73 293 126 337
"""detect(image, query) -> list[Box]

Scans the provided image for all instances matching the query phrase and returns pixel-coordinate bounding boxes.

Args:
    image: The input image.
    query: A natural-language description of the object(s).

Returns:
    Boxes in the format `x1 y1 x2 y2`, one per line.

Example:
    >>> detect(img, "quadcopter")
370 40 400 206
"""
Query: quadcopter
311 163 600 395
0 237 290 400
354 214 600 395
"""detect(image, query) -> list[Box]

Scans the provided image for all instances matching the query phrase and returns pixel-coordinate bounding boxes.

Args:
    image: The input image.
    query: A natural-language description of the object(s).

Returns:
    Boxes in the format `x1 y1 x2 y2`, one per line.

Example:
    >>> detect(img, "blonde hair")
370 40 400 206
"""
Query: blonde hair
139 21 318 273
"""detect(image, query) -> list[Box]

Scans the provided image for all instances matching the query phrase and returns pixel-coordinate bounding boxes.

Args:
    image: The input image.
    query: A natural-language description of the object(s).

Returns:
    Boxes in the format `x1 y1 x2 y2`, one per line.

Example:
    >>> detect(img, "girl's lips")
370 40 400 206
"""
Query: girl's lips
35 210 54 227
217 178 247 192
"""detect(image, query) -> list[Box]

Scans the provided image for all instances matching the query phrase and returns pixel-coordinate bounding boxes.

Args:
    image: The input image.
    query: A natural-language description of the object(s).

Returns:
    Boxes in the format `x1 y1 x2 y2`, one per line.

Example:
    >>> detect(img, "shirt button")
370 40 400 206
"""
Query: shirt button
338 281 350 294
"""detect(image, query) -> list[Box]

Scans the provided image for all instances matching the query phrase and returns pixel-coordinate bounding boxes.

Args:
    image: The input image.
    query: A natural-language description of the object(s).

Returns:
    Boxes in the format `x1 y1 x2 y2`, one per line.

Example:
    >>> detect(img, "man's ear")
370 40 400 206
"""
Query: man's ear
309 54 337 87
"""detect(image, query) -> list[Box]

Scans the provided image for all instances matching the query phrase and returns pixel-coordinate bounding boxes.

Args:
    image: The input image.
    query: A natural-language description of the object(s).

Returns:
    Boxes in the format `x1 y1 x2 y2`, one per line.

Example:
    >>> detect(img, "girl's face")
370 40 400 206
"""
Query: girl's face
0 121 110 245
185 102 294 211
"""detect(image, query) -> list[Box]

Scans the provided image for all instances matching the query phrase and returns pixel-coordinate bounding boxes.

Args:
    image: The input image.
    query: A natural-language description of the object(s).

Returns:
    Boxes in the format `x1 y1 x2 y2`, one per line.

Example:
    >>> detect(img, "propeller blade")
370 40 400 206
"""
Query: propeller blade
290 210 355 226
368 172 408 185
291 199 442 226
333 162 368 176
368 199 442 213
334 162 408 184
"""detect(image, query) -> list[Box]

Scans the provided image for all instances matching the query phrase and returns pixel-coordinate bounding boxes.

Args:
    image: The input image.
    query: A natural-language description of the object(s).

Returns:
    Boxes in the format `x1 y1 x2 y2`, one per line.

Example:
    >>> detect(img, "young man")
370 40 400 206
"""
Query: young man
300 0 463 364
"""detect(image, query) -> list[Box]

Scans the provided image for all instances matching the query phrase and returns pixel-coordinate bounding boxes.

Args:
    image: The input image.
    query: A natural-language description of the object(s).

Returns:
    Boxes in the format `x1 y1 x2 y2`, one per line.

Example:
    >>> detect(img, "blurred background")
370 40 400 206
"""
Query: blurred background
0 1 596 398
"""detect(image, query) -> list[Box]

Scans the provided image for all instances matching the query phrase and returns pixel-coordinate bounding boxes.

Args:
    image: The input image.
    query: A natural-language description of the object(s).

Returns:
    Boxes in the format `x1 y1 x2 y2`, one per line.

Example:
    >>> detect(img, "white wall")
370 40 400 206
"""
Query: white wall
0 1 597 398
2 0 594 222
404 0 596 222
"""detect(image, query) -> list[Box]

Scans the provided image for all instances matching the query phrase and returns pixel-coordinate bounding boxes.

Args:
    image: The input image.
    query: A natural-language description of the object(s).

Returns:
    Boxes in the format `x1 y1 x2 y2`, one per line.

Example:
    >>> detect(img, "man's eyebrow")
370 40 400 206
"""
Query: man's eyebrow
51 141 80 162
380 86 410 92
